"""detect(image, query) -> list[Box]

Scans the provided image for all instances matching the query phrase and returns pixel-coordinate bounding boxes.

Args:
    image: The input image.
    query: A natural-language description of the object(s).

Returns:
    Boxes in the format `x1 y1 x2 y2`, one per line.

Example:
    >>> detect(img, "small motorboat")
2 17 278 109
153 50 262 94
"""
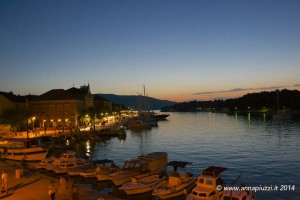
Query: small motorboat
45 151 84 171
119 174 165 195
186 166 227 200
34 156 56 170
108 152 168 186
53 160 91 174
80 159 119 179
152 161 197 199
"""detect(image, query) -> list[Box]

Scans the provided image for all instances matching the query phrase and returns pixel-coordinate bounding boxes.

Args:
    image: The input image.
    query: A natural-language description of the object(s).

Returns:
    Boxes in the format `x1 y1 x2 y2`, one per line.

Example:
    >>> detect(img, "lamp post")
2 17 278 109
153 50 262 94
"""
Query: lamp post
32 117 36 131
26 97 29 147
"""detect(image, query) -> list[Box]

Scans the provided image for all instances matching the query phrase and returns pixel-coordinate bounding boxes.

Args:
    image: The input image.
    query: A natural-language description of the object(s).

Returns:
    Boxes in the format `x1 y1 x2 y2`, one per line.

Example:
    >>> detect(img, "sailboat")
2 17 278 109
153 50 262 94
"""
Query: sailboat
137 85 169 120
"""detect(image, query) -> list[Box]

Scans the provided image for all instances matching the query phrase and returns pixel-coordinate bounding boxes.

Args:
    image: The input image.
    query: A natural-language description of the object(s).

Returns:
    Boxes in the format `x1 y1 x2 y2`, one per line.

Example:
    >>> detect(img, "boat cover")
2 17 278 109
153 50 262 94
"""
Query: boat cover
202 166 227 177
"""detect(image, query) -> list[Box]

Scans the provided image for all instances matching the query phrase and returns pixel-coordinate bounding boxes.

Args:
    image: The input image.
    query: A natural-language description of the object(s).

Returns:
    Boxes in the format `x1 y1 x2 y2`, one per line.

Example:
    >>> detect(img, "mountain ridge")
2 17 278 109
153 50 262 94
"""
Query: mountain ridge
95 93 176 110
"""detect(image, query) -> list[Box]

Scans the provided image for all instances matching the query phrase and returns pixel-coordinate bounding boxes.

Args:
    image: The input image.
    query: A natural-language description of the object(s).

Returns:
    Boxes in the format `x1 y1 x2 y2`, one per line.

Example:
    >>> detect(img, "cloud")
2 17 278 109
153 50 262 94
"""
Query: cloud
193 86 287 95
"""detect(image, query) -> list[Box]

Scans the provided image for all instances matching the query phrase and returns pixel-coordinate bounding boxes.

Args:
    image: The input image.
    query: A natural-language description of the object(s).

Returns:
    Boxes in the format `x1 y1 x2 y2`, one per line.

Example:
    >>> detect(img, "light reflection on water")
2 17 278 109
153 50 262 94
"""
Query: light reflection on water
76 112 300 200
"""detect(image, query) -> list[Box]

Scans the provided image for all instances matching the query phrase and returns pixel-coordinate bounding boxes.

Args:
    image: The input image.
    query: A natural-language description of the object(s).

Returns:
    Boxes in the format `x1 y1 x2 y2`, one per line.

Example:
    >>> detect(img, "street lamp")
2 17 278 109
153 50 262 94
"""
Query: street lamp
32 117 36 131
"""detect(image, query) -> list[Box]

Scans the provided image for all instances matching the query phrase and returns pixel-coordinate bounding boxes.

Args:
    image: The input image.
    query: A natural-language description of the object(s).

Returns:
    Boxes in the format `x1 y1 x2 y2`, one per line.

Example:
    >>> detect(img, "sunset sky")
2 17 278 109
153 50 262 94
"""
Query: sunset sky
0 0 299 102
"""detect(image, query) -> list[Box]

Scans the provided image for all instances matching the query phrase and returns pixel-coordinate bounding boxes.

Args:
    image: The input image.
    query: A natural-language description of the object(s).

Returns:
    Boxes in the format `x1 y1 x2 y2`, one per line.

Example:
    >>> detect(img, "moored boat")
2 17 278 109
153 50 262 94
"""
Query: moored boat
126 119 152 129
0 138 48 161
186 166 227 200
81 159 119 179
34 156 56 169
108 152 168 186
222 172 254 200
52 160 91 174
119 174 165 195
0 146 48 161
67 162 95 176
45 151 84 171
222 185 254 200
152 161 197 199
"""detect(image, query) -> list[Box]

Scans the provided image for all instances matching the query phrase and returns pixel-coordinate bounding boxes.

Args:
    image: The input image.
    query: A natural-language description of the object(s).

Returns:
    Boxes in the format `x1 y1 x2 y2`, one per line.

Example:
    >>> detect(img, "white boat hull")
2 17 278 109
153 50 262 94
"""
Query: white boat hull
119 175 163 195
0 147 48 161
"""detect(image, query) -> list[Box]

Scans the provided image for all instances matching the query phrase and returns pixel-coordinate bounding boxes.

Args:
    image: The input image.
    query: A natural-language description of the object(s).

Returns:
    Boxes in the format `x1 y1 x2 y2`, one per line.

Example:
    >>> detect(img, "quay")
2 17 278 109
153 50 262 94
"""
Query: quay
1 120 124 139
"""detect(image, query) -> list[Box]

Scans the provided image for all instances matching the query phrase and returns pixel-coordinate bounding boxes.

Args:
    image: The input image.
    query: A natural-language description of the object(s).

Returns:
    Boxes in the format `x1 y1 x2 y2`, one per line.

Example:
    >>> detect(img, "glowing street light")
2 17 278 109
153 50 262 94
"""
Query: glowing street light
32 116 36 131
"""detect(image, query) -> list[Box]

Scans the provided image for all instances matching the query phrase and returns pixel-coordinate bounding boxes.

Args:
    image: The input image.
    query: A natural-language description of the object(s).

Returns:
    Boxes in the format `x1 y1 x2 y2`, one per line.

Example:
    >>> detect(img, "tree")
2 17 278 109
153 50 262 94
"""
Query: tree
0 108 27 131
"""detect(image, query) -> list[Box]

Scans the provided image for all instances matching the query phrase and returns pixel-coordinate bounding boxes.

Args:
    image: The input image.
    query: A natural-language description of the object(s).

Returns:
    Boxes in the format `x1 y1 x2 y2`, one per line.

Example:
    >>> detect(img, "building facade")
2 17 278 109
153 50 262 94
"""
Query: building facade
29 85 93 129
0 85 112 131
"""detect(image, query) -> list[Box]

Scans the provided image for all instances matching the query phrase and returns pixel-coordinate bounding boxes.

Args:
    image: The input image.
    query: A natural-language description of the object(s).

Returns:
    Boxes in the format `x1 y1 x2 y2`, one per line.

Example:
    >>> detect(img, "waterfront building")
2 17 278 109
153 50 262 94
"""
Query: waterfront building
0 92 26 115
0 85 112 131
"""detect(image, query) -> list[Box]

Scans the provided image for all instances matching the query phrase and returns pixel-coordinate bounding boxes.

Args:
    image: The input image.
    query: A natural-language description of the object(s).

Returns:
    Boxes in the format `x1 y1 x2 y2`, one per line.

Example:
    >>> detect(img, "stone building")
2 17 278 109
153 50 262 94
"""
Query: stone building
0 85 112 131
29 85 94 129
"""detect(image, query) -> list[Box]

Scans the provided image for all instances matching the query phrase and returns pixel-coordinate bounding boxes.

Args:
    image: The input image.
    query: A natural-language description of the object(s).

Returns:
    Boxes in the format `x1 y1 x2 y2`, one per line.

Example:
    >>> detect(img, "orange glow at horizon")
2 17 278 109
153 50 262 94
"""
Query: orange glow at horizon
157 86 300 103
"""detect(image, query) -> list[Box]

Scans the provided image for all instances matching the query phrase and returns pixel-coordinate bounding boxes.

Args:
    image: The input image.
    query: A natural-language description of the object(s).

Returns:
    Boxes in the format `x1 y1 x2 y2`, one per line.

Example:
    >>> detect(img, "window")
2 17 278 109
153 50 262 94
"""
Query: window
206 179 213 185
199 193 206 197
199 178 204 184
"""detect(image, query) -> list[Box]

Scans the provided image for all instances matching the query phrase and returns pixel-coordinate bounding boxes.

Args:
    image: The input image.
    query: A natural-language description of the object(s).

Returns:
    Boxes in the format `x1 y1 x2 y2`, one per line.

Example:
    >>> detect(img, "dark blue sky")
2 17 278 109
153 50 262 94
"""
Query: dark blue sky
1 0 299 102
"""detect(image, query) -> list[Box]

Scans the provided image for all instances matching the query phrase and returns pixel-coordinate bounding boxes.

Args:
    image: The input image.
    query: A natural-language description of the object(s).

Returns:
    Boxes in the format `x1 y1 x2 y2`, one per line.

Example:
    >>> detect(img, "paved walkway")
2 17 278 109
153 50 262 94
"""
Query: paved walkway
0 160 104 200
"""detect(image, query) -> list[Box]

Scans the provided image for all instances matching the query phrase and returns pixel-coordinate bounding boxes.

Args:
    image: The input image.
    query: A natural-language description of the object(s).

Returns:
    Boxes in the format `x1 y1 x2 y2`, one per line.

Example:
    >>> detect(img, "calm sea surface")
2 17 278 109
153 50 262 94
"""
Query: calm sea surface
75 112 300 200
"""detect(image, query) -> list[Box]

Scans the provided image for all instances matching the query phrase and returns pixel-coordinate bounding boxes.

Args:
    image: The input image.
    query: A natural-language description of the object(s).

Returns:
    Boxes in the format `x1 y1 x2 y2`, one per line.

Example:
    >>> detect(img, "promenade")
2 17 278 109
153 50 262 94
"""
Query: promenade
3 120 123 139
0 160 110 200
0 121 125 200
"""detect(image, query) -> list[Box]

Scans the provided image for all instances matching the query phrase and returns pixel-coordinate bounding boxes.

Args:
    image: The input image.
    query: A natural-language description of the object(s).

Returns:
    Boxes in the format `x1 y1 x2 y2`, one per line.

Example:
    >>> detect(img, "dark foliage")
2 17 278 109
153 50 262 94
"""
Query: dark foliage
161 89 300 112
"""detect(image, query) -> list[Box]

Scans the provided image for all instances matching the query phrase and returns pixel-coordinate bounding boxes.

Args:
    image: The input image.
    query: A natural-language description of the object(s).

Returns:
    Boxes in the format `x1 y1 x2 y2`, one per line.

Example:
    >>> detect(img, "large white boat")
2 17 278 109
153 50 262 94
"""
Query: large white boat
119 174 165 195
108 152 168 186
0 146 48 161
152 161 197 199
0 138 48 161
186 166 227 200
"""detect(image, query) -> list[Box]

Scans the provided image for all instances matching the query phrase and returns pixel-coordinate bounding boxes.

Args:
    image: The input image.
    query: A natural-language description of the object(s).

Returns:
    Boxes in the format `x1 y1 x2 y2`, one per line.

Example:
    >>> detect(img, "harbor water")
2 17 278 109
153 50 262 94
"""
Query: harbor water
74 112 300 200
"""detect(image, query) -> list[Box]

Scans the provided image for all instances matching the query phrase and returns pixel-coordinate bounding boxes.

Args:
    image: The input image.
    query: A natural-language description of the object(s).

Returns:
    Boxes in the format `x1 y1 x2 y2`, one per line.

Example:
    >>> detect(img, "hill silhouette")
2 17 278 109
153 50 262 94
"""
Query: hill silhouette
161 89 300 112
95 94 176 110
